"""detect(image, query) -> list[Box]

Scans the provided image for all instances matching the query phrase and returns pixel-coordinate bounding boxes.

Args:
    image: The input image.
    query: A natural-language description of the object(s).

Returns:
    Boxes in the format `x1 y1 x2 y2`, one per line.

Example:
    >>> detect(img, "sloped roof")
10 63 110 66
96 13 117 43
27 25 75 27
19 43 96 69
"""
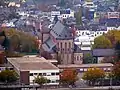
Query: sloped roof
74 44 82 53
50 21 73 39
42 37 56 52
92 49 115 57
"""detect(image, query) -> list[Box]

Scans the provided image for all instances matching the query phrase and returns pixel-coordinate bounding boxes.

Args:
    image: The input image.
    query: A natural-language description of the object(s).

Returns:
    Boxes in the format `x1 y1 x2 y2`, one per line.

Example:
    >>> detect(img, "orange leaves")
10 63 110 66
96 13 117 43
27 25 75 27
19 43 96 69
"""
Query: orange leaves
60 68 78 85
82 67 105 81
113 61 120 78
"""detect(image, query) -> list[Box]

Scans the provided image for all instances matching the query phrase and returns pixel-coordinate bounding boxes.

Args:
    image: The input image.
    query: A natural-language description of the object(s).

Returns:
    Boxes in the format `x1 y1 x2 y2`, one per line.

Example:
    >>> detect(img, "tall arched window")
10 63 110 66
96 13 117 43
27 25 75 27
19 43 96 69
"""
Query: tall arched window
65 42 67 52
69 42 71 52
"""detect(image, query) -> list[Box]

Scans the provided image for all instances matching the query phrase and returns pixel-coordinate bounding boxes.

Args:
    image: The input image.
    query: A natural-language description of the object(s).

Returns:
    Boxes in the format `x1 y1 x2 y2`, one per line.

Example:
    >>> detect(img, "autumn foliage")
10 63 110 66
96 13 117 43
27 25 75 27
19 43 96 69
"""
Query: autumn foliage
82 67 105 85
0 28 39 53
93 30 120 49
60 68 78 85
113 61 120 79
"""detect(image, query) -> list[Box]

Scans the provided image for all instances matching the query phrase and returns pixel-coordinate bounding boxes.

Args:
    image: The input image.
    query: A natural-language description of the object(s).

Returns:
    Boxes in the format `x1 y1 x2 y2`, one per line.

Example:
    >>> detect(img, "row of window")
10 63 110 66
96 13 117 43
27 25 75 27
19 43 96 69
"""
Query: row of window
58 42 72 50
75 56 83 61
58 48 72 53
30 72 59 76
32 80 59 84
79 68 111 72
76 31 105 36
0 67 13 71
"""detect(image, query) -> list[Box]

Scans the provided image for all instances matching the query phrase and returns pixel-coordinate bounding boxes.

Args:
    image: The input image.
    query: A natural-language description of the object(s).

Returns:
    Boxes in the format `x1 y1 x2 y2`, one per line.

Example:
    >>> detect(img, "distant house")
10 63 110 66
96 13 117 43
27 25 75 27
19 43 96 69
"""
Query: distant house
92 49 115 63
51 9 75 21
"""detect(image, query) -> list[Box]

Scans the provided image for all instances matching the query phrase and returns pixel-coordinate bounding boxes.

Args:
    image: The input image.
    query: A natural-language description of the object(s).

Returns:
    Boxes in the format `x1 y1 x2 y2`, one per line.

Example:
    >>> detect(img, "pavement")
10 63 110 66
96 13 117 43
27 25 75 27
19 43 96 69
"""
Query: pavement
21 86 120 90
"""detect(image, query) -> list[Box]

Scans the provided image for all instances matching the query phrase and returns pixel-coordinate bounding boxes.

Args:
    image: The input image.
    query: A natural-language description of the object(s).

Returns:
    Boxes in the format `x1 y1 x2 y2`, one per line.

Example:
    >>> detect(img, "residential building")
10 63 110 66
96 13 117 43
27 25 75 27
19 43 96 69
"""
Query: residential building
8 57 60 85
74 36 94 50
92 49 115 63
50 9 74 21
83 0 97 9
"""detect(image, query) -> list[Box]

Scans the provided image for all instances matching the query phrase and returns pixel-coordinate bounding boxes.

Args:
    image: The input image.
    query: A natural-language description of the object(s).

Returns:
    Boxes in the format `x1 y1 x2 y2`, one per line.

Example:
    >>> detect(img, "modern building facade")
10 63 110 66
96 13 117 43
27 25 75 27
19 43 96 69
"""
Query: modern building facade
8 57 60 85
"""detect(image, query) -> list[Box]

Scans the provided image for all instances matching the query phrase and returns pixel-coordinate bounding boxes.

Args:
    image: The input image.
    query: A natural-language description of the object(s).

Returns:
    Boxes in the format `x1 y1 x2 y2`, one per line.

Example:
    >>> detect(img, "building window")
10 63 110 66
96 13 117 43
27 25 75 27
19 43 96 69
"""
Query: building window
56 73 59 75
43 73 46 76
47 73 51 76
34 73 37 75
30 73 33 76
60 42 62 49
56 80 59 83
82 32 84 35
77 56 79 61
80 56 82 60
84 69 87 71
80 69 83 71
69 42 71 50
65 42 67 52
57 43 59 48
39 73 42 76
51 80 56 83
51 73 55 75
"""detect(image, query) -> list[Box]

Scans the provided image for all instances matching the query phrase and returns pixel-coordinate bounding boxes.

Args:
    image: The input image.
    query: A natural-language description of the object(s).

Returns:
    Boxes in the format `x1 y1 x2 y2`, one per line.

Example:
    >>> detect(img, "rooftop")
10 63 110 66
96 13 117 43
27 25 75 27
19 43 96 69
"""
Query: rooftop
7 57 59 71
58 63 113 69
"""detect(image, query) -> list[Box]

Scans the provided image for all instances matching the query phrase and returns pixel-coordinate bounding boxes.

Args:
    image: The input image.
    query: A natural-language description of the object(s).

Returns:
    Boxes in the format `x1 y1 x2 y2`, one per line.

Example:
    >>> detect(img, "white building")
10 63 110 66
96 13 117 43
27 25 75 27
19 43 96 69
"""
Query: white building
75 28 108 50
74 36 94 50
8 57 59 85
83 0 97 9
51 9 74 21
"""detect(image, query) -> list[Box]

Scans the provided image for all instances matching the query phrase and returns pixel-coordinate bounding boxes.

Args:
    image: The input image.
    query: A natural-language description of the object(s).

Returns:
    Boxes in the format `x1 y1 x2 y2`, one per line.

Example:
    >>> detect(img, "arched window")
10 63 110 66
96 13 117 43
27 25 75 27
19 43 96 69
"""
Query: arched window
69 42 71 52
65 42 67 52
60 42 62 51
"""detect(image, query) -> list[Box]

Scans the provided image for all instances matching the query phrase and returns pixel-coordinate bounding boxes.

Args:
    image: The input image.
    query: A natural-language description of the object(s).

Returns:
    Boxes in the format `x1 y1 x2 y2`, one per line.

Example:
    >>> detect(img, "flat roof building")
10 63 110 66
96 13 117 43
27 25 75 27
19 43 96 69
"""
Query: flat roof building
8 57 59 85
58 63 113 72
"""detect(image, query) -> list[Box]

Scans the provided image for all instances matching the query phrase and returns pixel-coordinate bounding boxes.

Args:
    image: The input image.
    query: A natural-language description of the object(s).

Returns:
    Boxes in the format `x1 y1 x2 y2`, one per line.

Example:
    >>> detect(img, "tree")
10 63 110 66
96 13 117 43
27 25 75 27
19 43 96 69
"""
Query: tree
113 62 120 79
60 68 78 86
93 35 112 49
34 76 50 86
82 67 105 86
83 53 97 64
114 41 120 62
0 69 18 83
111 62 120 85
105 30 120 46
58 0 66 7
75 8 82 25
1 28 39 53
0 51 5 64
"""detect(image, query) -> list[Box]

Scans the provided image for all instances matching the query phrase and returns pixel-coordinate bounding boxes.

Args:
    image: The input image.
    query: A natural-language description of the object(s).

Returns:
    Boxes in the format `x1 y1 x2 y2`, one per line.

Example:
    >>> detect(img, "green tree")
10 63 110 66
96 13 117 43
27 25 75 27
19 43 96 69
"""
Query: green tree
114 41 120 62
83 53 97 64
93 35 112 49
58 0 66 7
105 30 120 46
0 69 18 83
2 28 39 53
75 8 82 25
34 76 50 86
82 67 105 86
